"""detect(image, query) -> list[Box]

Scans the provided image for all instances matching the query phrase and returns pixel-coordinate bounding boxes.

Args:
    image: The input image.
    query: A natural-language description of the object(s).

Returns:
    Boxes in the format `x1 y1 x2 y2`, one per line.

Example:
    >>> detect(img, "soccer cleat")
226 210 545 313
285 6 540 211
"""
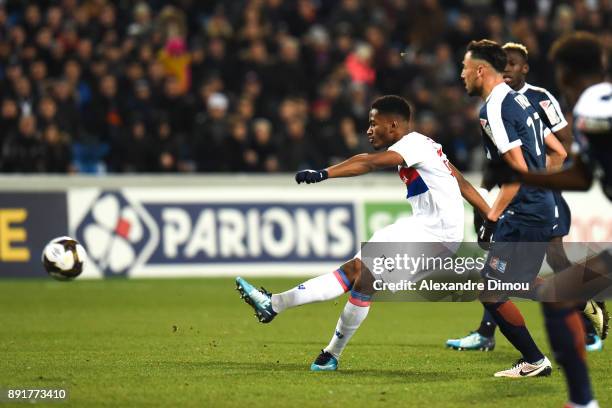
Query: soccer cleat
310 350 338 371
445 331 495 351
564 400 600 408
583 300 608 340
493 356 552 378
596 301 609 340
585 334 603 352
235 277 277 323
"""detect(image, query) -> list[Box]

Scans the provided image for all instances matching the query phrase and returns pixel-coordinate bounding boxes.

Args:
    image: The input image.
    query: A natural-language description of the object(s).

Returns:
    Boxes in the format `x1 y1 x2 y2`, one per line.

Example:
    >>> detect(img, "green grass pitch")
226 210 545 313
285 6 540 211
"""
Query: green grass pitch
1 278 610 407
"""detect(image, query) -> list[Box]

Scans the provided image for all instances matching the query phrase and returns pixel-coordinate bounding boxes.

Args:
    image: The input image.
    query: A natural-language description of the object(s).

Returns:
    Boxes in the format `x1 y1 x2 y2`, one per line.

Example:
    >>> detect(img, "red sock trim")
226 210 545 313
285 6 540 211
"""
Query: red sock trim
498 301 525 327
565 311 587 361
348 296 371 307
333 269 350 292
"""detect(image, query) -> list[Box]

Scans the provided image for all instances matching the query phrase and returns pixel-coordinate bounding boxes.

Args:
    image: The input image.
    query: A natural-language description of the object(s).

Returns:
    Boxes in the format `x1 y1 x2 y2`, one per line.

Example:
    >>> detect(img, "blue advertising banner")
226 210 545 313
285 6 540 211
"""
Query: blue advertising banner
0 193 68 278
71 190 358 277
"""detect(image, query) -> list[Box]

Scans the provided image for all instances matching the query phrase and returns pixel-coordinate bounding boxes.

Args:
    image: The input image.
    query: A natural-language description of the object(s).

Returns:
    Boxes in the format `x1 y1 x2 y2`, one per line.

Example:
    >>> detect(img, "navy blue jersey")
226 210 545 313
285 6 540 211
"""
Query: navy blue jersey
573 82 612 201
518 83 568 134
520 83 572 236
479 82 555 225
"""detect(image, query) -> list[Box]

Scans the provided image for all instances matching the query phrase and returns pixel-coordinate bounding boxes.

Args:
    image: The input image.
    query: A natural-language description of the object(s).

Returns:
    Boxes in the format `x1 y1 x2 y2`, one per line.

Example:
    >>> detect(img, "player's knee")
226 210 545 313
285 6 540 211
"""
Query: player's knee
546 245 571 273
479 290 507 305
546 237 570 271
341 258 364 284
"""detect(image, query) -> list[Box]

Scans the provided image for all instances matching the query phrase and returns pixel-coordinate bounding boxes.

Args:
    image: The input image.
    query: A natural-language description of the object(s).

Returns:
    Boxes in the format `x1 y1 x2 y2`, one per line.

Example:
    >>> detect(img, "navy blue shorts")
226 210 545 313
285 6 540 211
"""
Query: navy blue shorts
551 192 571 237
482 216 554 284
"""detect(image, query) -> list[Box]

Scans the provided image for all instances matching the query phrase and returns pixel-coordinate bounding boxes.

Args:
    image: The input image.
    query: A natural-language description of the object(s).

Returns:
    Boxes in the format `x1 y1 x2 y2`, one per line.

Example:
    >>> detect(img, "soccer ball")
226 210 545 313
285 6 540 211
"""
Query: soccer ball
42 236 86 281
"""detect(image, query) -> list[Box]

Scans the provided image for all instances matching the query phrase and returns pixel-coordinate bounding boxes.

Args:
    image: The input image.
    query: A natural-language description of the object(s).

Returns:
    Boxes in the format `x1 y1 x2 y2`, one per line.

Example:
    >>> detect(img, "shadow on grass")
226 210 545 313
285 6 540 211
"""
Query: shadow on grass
164 360 462 383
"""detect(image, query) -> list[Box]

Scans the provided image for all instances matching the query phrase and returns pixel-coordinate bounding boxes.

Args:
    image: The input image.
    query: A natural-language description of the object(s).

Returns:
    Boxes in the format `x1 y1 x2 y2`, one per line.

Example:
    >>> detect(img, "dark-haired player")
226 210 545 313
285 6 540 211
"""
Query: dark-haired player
447 42 607 353
458 39 570 377
235 95 491 371
491 31 609 408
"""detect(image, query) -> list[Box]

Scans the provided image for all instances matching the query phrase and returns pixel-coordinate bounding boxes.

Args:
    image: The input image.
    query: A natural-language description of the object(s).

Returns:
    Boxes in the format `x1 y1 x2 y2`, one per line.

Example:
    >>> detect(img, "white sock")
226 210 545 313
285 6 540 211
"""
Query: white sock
324 299 370 359
271 270 349 314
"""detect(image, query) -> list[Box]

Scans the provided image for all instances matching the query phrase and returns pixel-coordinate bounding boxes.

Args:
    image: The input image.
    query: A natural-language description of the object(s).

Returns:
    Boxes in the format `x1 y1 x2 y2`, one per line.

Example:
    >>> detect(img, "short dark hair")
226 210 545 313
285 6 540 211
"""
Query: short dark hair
370 95 411 121
549 32 604 76
467 39 507 72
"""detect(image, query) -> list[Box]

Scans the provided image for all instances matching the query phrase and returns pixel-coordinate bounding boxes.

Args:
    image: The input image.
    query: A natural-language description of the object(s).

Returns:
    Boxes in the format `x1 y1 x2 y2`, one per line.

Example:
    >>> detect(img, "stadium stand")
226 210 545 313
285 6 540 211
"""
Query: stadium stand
0 0 610 173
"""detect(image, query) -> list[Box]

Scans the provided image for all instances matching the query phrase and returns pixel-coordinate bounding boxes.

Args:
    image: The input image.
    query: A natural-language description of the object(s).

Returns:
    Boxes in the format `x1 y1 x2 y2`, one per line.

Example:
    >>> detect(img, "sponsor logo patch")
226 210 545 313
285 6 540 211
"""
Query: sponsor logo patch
539 100 562 125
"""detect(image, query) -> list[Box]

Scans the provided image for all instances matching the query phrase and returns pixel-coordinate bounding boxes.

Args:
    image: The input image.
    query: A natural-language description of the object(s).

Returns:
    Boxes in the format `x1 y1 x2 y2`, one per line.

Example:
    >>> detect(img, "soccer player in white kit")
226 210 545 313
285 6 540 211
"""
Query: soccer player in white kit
236 95 490 370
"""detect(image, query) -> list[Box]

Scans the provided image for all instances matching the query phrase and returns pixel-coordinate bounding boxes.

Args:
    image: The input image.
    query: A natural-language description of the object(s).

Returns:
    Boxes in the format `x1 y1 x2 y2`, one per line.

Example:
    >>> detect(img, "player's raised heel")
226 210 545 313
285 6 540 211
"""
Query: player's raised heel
235 277 277 323
494 356 552 378
445 331 495 351
310 350 338 371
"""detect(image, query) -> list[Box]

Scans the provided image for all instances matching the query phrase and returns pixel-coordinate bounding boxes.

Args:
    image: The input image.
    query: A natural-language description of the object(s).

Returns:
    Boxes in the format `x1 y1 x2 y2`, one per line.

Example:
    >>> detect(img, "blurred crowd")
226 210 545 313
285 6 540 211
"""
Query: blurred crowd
0 0 610 174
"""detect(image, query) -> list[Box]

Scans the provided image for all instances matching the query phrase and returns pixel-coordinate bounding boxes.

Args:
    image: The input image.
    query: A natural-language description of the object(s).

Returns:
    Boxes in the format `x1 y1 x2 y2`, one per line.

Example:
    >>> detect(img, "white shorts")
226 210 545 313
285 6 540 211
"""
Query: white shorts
354 216 462 259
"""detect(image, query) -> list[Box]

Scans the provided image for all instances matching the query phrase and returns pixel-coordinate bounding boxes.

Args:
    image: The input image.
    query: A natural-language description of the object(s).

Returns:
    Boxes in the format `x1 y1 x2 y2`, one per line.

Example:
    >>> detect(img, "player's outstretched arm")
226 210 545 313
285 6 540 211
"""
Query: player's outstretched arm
295 151 404 184
327 151 404 178
449 163 491 217
544 132 567 170
484 153 594 191
520 156 594 191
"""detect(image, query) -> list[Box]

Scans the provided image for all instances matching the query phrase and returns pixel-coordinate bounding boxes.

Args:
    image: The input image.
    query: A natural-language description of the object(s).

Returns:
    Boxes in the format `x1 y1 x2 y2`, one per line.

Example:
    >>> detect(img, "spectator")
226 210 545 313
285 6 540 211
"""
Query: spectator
192 92 230 171
37 95 58 129
279 117 318 171
119 119 155 173
86 74 124 158
14 77 35 116
345 43 376 86
1 115 44 172
269 36 308 98
328 116 365 165
158 76 193 136
52 79 80 141
157 37 191 94
41 124 72 173
0 1 609 174
224 118 251 172
0 99 20 144
250 118 279 173
153 117 180 173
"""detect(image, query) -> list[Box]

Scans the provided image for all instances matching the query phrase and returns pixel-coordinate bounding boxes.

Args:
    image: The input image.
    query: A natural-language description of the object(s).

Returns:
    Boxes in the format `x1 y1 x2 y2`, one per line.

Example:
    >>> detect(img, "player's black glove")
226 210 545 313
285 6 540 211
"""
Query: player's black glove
477 219 497 250
482 160 520 187
295 169 328 184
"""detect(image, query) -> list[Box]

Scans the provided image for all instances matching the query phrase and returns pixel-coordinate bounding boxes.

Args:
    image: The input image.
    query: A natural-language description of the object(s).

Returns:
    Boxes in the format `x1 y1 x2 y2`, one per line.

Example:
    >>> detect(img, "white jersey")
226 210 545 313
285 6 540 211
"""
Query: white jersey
573 82 612 200
387 132 464 240
573 82 612 133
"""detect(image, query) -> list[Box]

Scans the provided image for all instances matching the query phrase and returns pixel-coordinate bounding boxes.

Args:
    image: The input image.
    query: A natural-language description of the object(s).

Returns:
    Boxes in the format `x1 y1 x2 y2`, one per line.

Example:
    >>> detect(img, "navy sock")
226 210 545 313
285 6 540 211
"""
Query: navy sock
542 304 593 405
483 301 543 363
582 315 597 337
477 308 497 338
